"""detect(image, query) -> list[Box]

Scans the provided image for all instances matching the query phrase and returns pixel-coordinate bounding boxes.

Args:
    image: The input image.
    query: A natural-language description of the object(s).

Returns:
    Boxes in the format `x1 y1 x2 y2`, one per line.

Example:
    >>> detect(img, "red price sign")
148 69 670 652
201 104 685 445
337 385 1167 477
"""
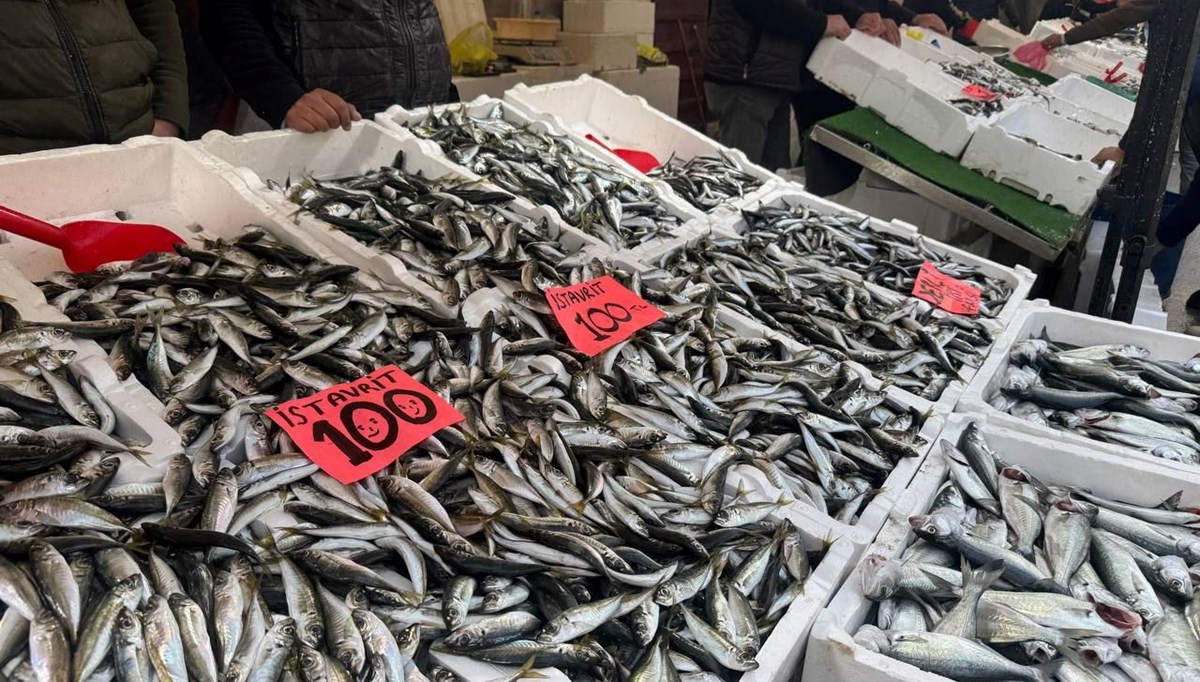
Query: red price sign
266 365 463 484
912 261 981 315
962 84 1000 101
545 276 666 356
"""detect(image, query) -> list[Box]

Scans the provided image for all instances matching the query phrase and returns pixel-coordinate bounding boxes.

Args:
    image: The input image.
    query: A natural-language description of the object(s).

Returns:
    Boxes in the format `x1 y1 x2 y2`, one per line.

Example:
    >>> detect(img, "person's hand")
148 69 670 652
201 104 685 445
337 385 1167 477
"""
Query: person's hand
825 14 851 39
855 12 884 38
151 119 181 138
1041 33 1065 50
1093 146 1125 174
285 89 362 133
882 18 901 46
913 13 949 35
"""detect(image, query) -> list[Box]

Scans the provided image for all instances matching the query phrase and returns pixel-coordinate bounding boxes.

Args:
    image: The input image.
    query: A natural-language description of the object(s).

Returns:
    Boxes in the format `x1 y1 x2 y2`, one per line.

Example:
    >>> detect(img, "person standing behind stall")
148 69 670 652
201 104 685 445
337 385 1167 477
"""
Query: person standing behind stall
704 0 859 172
0 0 189 155
200 0 454 134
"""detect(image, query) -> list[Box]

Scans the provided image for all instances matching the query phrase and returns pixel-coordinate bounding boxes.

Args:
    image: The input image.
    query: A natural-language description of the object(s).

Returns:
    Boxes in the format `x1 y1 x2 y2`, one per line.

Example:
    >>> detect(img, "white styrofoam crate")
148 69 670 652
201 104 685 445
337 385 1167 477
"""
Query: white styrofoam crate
1048 73 1137 126
900 27 988 65
960 99 1119 215
375 96 708 257
197 122 609 291
959 301 1200 473
503 74 780 215
1033 93 1127 137
0 260 182 485
970 19 1027 50
808 31 931 102
858 60 996 158
803 412 1200 682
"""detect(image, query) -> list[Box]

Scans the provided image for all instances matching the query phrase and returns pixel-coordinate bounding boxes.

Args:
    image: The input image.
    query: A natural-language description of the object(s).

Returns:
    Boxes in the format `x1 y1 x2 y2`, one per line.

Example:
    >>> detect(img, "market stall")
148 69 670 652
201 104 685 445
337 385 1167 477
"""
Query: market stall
1 7 1200 682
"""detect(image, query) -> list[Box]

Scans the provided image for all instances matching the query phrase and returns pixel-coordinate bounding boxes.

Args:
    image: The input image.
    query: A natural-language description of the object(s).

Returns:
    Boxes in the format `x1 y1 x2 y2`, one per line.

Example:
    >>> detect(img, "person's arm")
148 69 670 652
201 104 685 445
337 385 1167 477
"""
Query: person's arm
738 0 863 42
1060 0 1156 45
125 0 189 135
199 0 308 128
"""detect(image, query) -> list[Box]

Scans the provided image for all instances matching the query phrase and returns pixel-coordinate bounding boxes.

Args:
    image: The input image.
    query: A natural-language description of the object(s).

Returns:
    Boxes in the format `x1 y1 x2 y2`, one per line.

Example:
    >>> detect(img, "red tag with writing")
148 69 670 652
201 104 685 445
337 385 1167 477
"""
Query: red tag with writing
912 262 981 315
545 275 666 356
266 365 463 484
962 84 1000 101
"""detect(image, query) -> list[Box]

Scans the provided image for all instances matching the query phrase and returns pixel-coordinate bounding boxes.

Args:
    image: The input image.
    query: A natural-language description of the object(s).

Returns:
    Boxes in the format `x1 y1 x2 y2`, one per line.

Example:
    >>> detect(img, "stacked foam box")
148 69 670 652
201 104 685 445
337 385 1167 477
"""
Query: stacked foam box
559 0 653 71
961 99 1121 215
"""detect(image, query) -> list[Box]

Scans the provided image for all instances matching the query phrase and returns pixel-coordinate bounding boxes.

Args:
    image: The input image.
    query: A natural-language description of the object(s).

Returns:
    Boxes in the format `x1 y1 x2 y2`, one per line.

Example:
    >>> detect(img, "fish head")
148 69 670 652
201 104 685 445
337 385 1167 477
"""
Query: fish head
1153 556 1194 600
909 509 962 544
1000 366 1039 395
1020 640 1056 663
1076 637 1123 667
298 645 327 682
275 617 299 642
442 628 479 650
1131 597 1165 626
852 624 890 654
1009 339 1051 365
653 583 679 606
860 554 902 600
1048 410 1084 429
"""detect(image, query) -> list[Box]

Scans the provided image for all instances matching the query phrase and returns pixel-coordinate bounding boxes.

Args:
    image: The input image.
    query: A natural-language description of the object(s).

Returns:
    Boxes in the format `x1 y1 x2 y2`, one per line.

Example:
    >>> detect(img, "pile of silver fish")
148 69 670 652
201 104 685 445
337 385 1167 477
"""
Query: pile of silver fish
404 103 684 248
856 422 1200 682
992 338 1200 466
646 202 1012 400
5 227 856 681
280 162 592 301
940 61 1043 101
647 154 764 212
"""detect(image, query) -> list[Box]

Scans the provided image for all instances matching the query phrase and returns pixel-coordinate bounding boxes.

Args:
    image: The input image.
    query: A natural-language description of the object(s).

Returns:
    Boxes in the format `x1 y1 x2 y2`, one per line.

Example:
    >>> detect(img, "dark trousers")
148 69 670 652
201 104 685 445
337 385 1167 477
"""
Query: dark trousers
705 82 793 172
794 85 862 196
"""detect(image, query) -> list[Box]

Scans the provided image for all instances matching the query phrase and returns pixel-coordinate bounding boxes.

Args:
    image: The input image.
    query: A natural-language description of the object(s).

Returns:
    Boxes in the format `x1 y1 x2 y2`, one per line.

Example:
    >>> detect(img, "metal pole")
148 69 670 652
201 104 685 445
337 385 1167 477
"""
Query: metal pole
1089 4 1200 320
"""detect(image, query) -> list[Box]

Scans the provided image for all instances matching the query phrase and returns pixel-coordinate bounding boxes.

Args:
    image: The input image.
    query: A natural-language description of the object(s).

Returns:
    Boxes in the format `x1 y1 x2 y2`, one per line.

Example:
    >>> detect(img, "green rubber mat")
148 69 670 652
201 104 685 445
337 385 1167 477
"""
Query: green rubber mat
819 108 1078 249
1000 59 1058 86
1086 75 1139 101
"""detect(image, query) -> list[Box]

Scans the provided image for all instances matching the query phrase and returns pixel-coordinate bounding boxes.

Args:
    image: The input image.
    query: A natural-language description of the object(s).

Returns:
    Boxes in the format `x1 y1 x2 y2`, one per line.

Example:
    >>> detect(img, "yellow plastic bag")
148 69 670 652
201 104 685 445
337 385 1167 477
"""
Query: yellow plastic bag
637 43 668 68
449 22 497 76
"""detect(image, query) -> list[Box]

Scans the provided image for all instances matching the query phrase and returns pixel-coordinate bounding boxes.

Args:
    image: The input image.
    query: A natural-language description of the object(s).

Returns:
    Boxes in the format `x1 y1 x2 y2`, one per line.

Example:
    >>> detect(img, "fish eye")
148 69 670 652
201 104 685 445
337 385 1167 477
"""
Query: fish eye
1172 580 1183 590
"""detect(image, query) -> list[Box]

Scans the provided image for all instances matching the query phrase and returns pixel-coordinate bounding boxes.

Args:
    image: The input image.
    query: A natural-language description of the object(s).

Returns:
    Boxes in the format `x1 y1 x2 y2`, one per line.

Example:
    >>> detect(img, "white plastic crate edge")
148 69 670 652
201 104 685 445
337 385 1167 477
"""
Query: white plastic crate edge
374 96 707 253
0 261 183 485
802 411 1200 682
1047 74 1137 127
198 124 609 290
959 100 1117 215
502 75 782 216
957 300 1200 477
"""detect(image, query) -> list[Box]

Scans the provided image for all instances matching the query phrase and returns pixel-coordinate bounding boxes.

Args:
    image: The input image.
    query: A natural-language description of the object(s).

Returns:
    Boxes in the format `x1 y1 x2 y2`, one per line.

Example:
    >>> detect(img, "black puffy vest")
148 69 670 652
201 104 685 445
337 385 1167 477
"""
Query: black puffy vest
272 0 452 116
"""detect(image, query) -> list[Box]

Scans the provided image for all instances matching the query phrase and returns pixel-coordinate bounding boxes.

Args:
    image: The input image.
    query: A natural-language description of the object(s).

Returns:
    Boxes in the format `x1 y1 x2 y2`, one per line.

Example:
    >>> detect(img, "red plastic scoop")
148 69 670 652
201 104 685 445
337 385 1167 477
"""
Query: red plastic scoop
585 134 661 174
0 205 185 273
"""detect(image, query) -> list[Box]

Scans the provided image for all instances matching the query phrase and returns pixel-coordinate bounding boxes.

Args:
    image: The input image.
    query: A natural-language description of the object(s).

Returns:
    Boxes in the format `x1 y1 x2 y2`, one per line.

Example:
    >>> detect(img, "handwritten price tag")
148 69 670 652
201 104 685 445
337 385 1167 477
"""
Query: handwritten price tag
266 365 463 484
545 276 666 356
912 261 981 315
962 84 1000 101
